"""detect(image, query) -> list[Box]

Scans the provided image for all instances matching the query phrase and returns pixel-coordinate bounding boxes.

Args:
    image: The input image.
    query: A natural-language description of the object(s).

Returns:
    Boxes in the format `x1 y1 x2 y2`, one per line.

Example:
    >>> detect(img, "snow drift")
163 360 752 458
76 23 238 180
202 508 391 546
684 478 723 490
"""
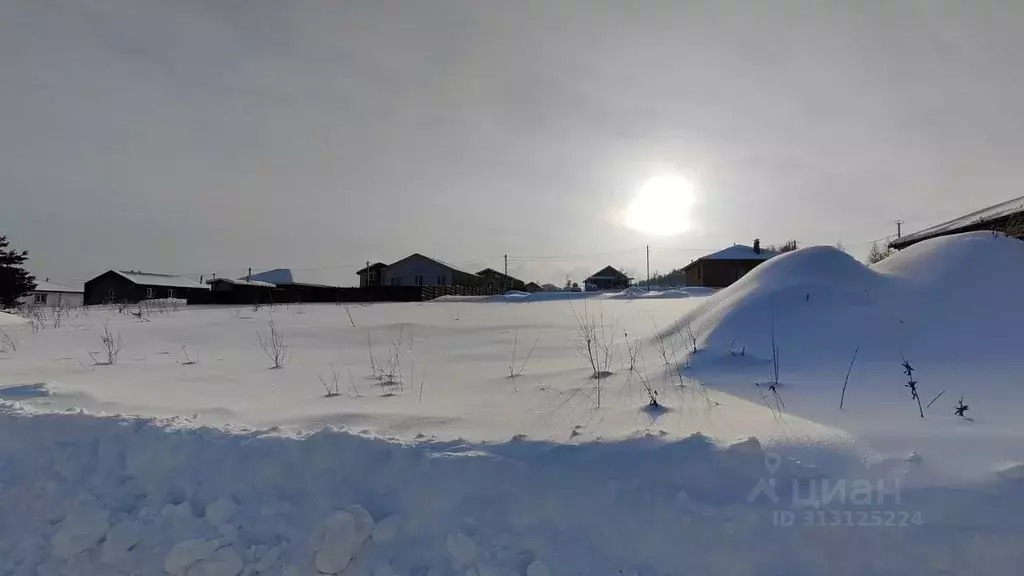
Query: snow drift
673 232 1024 365
0 311 27 326
3 404 1024 575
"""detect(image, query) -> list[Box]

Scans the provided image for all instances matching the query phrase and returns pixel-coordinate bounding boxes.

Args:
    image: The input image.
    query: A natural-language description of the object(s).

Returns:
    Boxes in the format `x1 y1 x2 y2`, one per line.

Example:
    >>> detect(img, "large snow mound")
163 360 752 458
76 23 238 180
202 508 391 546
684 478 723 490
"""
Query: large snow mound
0 311 27 326
674 232 1024 365
3 406 1023 575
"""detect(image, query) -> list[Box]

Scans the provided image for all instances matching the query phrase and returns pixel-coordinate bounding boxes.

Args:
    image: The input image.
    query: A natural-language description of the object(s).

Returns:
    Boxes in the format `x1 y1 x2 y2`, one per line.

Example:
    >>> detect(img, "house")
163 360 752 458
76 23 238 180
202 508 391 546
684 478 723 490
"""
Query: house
585 266 631 291
20 280 84 307
84 270 209 305
683 239 778 288
890 195 1024 250
356 262 388 288
247 268 341 302
381 254 482 287
206 277 276 305
477 268 526 292
524 282 544 293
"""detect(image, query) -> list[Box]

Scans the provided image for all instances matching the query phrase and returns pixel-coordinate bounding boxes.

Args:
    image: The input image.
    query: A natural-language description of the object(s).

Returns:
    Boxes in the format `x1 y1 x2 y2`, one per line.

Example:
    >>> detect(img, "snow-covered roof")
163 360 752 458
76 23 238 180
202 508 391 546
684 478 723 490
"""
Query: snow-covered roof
30 281 82 293
114 271 208 289
208 277 276 288
686 245 779 268
891 195 1024 249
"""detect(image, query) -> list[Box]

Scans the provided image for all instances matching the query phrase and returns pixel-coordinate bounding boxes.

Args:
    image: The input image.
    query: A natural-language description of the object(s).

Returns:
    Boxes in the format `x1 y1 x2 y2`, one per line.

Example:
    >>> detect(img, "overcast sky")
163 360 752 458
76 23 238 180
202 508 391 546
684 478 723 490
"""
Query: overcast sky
3 0 1024 286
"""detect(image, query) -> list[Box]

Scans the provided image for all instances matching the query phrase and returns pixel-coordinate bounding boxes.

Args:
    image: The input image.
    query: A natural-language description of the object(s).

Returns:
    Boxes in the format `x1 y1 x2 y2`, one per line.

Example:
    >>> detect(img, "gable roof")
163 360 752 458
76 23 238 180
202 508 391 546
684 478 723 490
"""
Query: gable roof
683 245 778 270
890 195 1024 249
247 268 294 284
356 262 388 274
30 281 83 293
113 271 208 289
207 277 276 288
586 266 629 281
388 254 479 276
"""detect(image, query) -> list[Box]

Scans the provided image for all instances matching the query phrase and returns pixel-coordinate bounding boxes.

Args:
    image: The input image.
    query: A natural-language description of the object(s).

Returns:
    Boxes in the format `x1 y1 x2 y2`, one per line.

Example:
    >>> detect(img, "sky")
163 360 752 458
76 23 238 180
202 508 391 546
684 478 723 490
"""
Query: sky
3 0 1024 287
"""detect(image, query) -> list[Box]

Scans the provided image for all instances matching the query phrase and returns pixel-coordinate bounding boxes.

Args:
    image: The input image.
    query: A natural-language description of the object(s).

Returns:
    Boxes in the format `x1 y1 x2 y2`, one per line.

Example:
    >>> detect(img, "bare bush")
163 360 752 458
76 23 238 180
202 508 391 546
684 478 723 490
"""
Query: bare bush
258 317 289 368
839 345 859 409
91 321 124 365
728 340 745 357
901 352 924 418
508 331 541 391
180 345 198 365
681 319 699 354
650 318 678 365
622 332 643 371
570 301 617 407
367 326 410 394
0 328 16 353
634 366 660 408
319 366 342 397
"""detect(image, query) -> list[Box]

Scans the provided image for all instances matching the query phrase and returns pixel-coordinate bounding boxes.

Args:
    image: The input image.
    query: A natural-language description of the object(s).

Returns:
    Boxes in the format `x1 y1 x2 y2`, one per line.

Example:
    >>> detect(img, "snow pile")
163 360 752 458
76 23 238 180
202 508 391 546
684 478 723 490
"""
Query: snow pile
0 310 27 326
3 405 1024 575
674 233 1024 365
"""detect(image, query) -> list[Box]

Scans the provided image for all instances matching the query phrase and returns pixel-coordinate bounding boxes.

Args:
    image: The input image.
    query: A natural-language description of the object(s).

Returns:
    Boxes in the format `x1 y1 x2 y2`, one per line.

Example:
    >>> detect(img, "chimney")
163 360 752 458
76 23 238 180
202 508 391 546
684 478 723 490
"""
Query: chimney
753 239 761 254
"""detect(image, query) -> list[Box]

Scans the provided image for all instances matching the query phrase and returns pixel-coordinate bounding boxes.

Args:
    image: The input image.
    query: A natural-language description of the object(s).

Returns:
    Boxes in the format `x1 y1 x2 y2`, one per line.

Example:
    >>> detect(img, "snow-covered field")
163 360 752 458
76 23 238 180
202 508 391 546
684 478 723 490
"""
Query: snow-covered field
2 232 1024 575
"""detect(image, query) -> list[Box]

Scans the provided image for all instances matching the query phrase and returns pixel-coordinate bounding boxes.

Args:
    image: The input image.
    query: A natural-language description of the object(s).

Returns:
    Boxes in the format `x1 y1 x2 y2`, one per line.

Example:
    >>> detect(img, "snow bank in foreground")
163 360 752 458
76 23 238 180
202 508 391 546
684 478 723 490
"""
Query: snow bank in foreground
3 404 1024 575
0 311 27 326
673 232 1024 365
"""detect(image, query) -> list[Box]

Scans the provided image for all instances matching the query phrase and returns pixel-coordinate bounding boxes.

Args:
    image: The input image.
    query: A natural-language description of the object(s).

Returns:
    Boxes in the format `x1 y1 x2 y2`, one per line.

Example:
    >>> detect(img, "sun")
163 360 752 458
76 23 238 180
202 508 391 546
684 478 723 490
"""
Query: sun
624 173 696 236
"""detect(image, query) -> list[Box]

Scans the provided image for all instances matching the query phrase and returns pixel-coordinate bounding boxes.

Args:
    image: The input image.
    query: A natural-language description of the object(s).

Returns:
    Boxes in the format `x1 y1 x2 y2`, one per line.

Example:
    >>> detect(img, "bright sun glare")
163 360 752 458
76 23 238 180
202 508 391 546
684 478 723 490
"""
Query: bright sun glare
625 173 696 236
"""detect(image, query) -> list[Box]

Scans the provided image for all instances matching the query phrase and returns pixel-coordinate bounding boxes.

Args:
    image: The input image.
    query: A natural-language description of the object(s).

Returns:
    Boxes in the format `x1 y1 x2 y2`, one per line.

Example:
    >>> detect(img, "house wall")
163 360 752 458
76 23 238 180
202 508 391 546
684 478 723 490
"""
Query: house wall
19 291 84 307
478 270 525 292
84 272 137 305
358 266 385 288
685 260 766 288
382 256 482 287
84 272 207 304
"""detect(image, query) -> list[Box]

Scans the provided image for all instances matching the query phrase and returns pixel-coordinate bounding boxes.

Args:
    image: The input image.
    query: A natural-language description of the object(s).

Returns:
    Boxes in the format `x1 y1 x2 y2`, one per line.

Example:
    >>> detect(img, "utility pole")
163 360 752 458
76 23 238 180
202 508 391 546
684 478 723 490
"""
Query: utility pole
503 254 508 292
646 245 650 291
247 267 251 282
896 220 904 239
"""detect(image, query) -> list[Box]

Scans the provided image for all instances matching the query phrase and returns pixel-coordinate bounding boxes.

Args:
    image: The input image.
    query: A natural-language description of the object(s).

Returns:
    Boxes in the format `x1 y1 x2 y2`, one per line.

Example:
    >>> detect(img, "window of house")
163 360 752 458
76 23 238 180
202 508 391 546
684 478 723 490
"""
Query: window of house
437 275 445 285
107 288 115 299
390 277 399 286
146 287 154 299
168 288 176 299
34 293 47 304
697 266 701 280
415 275 424 286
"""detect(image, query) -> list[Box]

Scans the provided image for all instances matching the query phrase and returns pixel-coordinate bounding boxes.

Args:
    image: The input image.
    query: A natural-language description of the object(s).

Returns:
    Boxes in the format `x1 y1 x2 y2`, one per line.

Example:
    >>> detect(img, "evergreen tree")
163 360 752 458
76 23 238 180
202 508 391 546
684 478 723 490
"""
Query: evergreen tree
0 236 35 308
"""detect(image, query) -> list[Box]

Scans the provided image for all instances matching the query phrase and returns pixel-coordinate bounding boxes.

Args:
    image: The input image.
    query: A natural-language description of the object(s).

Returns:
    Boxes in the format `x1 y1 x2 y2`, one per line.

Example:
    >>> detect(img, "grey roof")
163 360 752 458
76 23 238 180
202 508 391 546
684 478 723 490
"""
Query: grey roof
683 245 779 269
113 271 208 289
30 281 82 293
208 277 276 288
891 195 1024 249
247 269 295 284
390 254 480 276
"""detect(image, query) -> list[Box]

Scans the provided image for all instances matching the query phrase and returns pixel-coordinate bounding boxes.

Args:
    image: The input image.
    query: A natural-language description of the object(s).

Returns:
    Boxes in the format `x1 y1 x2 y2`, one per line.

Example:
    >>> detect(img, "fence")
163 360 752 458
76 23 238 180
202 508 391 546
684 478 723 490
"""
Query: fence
419 285 507 301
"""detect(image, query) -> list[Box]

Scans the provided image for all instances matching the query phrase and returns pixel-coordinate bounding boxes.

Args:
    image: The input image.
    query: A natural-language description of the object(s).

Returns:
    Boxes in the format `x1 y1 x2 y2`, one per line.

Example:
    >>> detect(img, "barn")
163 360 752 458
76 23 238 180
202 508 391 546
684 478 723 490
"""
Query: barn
84 270 209 305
